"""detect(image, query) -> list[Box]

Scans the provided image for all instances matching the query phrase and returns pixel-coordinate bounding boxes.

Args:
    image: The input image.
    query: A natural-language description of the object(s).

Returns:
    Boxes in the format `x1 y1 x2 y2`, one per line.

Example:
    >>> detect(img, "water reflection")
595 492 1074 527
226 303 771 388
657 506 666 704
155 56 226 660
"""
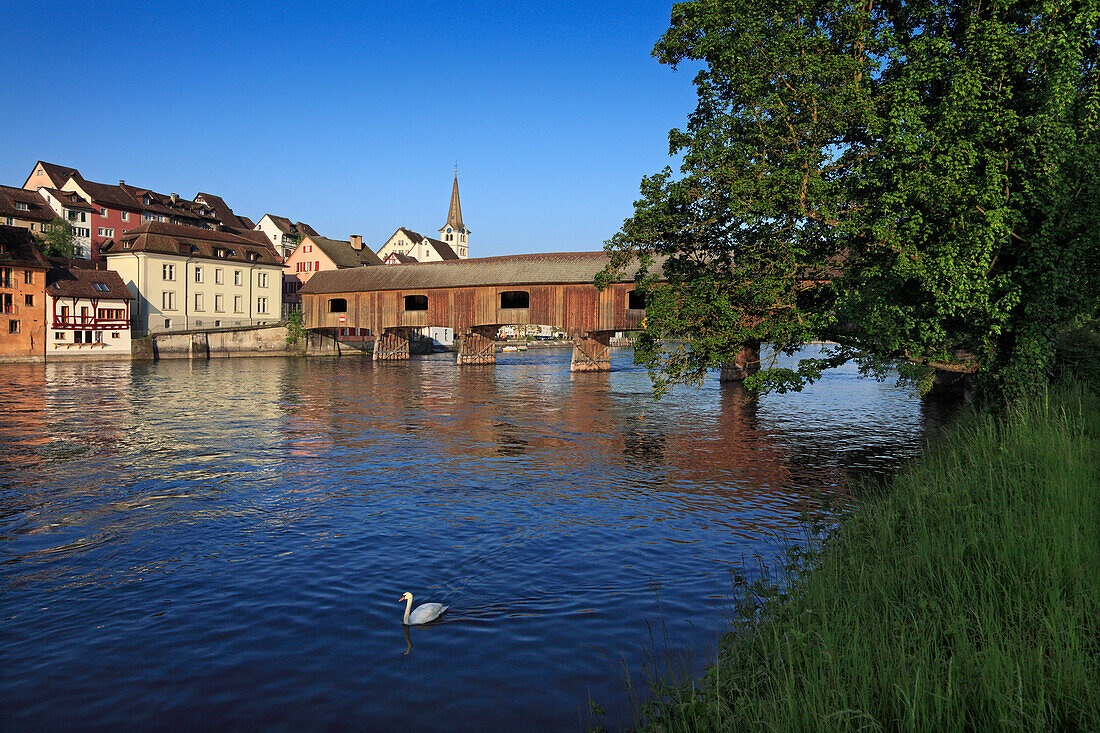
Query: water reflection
0 350 953 731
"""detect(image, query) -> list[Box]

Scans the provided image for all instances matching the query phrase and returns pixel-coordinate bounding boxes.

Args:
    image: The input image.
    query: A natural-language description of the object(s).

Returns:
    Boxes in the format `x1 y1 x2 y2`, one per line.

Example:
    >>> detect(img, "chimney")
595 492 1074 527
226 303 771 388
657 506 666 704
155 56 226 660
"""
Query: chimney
350 234 363 251
118 179 125 186
170 193 179 204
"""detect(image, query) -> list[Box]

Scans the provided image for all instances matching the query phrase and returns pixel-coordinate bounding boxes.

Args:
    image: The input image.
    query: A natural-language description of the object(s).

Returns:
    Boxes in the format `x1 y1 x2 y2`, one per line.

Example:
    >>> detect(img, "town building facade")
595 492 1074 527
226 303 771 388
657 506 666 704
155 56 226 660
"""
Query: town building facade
45 265 134 360
37 188 96 259
0 184 56 236
101 222 283 334
376 173 469 263
24 162 254 261
255 215 319 259
283 234 381 313
0 226 48 360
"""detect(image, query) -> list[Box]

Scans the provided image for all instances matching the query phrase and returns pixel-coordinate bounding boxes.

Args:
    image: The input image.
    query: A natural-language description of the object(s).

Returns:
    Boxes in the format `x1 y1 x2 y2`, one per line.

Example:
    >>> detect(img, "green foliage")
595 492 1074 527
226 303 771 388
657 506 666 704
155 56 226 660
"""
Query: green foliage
41 216 77 258
634 378 1100 731
604 0 1100 402
285 309 305 344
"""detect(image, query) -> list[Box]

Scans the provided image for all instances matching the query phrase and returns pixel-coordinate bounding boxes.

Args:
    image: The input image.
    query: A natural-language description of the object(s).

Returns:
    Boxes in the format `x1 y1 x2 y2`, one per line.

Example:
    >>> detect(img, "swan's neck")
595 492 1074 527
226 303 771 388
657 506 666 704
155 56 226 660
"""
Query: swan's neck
403 596 413 624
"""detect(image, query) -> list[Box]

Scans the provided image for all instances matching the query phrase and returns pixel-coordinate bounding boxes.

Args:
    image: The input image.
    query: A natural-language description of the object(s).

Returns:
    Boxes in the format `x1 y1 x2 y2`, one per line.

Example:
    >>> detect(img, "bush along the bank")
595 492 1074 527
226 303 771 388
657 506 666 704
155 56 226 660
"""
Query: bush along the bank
636 376 1100 731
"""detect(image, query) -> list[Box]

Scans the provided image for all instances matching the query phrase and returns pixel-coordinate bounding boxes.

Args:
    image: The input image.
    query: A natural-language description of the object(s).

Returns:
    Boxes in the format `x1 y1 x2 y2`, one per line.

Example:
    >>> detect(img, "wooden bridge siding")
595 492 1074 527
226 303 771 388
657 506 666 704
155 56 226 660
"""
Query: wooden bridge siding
304 282 645 333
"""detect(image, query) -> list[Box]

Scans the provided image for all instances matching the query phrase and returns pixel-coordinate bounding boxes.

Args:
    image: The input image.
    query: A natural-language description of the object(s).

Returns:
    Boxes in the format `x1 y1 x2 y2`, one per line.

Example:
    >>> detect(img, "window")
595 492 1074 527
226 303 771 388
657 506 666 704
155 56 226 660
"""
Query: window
500 291 530 309
80 212 86 222
214 294 224 312
314 260 320 271
100 208 107 216
143 213 156 222
162 264 176 280
23 270 33 285
164 319 171 328
4 217 11 226
215 268 223 284
92 282 109 292
74 330 83 343
25 294 33 307
194 293 204 311
97 227 115 237
257 297 268 313
234 271 242 286
162 291 175 310
303 244 312 253
194 266 203 283
112 332 120 339
55 331 65 340
234 295 242 313
121 211 129 222
628 289 646 310
15 201 29 211
329 298 348 313
94 331 103 344
257 272 268 287
404 294 428 311
0 268 11 287
8 320 19 334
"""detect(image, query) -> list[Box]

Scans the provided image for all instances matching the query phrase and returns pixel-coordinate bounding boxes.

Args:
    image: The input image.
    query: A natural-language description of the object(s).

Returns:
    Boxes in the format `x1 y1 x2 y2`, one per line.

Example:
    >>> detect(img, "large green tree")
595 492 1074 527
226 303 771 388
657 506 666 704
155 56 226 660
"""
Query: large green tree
602 0 1100 400
41 216 77 258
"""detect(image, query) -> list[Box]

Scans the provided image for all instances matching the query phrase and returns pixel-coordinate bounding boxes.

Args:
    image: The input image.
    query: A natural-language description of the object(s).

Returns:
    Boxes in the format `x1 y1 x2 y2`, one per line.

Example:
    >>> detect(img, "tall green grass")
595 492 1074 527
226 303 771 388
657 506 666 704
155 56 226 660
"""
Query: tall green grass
634 378 1100 731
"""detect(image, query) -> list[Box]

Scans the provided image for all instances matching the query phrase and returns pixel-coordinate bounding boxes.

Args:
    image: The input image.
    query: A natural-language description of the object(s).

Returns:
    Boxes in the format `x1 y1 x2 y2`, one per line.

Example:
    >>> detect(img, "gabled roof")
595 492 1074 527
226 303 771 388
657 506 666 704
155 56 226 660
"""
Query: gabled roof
304 235 383 267
0 185 56 222
195 192 250 230
0 225 49 268
384 252 419 264
47 266 135 300
237 215 256 229
25 161 79 189
40 188 99 212
301 252 659 294
263 215 318 238
392 227 459 260
101 222 282 265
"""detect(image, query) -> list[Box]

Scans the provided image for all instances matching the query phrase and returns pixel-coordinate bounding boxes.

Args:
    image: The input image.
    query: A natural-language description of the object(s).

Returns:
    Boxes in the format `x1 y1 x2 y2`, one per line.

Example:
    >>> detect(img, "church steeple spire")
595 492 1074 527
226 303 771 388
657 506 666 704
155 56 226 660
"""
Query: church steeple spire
445 171 465 232
439 170 470 258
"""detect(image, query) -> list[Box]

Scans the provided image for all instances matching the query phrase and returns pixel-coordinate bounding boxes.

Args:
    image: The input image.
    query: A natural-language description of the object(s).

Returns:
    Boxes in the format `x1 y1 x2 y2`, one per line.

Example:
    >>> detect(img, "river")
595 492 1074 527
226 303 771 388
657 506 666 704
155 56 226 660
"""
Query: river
0 346 951 731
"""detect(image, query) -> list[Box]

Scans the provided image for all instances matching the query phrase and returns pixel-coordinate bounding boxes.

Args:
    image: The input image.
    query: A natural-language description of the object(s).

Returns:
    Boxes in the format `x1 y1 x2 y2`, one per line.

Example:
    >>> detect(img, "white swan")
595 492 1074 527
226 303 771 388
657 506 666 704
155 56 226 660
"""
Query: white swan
400 591 448 625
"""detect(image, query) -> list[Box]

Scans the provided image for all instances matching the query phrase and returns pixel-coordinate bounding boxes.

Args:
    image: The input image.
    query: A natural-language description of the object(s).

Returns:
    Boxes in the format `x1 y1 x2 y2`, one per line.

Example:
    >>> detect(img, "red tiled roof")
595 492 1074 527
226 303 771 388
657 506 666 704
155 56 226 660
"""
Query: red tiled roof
40 188 98 212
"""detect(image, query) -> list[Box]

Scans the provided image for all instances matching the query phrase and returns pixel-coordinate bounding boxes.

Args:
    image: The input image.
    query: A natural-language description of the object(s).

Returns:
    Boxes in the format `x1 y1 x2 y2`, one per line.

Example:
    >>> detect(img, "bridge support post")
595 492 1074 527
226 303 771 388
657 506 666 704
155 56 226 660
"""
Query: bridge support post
457 326 497 365
373 328 410 361
571 332 611 372
720 341 760 382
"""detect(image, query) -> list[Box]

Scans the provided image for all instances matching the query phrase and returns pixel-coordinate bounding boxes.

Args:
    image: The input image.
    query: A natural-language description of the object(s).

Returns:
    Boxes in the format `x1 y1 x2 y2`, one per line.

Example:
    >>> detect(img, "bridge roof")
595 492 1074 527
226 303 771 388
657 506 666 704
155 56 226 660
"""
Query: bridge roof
299 251 658 294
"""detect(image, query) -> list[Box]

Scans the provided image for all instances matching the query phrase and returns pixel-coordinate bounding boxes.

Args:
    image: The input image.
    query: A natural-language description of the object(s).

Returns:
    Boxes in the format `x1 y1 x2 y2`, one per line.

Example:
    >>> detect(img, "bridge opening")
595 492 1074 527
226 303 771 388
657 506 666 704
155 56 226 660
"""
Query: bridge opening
404 295 428 311
328 298 348 313
500 290 529 309
628 289 646 310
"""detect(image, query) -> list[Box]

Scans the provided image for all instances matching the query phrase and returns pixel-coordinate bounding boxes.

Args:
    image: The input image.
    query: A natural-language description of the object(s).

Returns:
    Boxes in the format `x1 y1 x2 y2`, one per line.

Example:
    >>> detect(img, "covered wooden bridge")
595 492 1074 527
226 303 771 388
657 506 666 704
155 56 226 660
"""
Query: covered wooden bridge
298 252 653 371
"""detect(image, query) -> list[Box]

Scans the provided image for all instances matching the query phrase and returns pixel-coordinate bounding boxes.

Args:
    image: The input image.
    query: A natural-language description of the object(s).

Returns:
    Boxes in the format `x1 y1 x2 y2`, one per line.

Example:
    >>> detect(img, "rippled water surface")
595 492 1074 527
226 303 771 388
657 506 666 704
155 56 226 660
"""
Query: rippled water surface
1 348 951 730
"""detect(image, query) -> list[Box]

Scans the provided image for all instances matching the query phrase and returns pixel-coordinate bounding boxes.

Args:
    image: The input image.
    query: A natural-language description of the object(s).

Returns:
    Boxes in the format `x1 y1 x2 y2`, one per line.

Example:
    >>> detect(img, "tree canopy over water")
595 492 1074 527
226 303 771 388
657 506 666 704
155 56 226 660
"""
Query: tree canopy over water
601 0 1100 400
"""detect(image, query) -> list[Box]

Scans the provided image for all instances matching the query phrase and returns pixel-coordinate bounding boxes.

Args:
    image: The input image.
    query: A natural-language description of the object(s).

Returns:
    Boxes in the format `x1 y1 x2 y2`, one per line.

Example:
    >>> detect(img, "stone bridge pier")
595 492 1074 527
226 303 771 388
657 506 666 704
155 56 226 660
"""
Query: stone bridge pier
719 341 761 382
374 328 410 360
571 332 612 372
457 326 498 365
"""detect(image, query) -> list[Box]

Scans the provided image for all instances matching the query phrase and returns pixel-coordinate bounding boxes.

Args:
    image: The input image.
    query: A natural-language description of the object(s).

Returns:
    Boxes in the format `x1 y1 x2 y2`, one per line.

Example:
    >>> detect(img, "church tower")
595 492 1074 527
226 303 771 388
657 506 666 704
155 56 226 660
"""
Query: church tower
438 171 470 258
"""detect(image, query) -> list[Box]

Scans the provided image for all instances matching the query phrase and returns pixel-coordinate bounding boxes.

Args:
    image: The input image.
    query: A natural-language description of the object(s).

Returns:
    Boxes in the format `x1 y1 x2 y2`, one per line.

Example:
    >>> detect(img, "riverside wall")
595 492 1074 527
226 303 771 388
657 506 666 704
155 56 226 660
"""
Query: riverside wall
133 324 305 361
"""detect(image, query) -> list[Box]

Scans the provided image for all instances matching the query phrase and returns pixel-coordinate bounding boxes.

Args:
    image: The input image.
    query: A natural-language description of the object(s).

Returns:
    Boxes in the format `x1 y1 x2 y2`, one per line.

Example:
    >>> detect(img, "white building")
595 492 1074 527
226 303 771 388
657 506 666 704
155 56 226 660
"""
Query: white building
101 221 284 334
254 215 319 259
45 265 135 359
37 187 95 258
376 172 470 262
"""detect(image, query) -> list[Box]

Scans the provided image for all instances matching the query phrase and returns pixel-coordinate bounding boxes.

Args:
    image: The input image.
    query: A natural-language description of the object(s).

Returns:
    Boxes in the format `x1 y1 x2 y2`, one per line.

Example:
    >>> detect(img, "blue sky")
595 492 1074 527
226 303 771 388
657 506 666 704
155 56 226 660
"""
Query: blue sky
0 1 699 257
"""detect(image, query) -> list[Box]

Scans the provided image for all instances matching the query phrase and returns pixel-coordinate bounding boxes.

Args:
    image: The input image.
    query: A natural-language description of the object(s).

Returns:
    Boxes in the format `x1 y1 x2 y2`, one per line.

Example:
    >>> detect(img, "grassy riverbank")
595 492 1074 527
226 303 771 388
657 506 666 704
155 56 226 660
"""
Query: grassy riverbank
634 366 1100 729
